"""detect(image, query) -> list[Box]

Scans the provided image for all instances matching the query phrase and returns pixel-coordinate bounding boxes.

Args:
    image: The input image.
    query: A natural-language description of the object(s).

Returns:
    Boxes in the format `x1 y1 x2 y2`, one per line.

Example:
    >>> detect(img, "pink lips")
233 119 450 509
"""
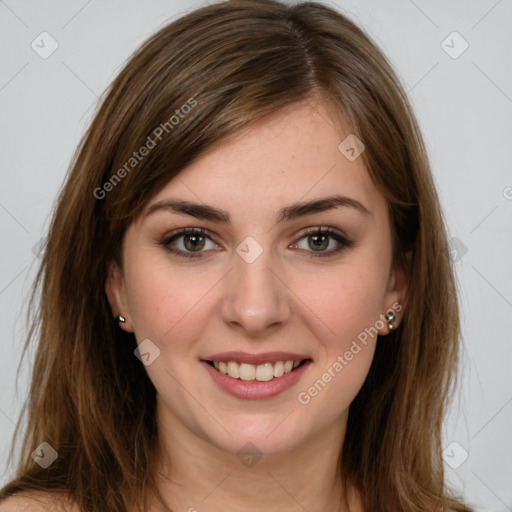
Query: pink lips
202 351 311 365
200 352 312 400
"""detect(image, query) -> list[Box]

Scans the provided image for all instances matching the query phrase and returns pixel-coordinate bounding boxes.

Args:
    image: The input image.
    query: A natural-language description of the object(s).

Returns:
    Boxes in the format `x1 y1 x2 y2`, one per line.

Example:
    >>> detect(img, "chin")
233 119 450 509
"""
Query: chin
200 412 311 460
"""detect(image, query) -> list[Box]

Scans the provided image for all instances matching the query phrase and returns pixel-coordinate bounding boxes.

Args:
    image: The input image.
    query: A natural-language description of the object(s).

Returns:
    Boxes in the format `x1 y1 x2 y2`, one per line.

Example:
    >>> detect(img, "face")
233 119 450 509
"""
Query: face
106 98 407 460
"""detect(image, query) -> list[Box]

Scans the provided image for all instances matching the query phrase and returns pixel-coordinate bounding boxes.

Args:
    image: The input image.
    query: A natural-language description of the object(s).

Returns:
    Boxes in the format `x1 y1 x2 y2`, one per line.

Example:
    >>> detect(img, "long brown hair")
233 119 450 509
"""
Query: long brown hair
0 1 472 510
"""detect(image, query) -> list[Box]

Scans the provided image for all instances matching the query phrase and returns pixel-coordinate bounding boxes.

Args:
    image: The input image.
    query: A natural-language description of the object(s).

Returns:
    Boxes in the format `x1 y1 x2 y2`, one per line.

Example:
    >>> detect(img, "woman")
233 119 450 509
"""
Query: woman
0 0 473 510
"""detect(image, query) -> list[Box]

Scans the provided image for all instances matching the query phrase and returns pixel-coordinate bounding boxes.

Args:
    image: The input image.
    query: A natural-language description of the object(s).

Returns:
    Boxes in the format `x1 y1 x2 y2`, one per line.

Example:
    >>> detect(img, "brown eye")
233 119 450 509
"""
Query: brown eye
293 227 352 258
308 233 330 252
160 228 217 259
183 233 206 251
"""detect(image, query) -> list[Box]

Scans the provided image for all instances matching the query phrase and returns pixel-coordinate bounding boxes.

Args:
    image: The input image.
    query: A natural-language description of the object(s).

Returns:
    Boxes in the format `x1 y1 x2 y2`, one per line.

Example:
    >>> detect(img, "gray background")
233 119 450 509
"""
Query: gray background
0 0 511 510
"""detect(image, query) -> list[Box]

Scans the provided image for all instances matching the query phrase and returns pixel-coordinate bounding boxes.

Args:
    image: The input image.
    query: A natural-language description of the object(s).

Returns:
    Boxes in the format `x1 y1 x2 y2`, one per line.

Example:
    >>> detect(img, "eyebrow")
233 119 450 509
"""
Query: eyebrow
143 194 371 223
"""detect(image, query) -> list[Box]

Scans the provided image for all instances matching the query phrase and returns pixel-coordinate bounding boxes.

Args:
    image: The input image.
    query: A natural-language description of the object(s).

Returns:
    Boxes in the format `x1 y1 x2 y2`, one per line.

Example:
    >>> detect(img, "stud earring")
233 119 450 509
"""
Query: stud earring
116 315 126 323
385 310 396 331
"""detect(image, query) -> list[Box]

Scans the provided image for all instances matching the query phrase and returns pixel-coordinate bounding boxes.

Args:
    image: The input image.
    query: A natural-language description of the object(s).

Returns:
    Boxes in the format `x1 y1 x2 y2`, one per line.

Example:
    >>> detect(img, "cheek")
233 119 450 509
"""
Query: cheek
303 259 387 347
123 251 213 347
295 266 384 422
295 256 387 400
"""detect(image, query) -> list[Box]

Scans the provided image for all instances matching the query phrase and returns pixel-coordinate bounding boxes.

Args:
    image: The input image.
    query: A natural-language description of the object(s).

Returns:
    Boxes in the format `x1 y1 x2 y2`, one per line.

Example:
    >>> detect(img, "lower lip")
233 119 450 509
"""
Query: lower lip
201 360 312 400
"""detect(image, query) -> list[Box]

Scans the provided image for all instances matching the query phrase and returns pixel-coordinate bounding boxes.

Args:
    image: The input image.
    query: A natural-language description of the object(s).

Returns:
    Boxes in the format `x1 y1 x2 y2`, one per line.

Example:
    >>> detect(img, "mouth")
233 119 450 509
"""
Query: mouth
204 358 311 382
200 351 313 399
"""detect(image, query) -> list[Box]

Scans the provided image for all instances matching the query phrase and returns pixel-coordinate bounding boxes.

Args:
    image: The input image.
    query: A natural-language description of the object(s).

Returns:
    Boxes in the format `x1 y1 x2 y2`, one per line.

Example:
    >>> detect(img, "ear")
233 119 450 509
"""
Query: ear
105 260 134 333
378 251 412 335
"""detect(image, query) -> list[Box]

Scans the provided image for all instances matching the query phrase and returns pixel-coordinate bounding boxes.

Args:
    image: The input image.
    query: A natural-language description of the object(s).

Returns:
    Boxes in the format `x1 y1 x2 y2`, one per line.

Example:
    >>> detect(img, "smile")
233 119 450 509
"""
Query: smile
206 359 309 381
201 355 313 400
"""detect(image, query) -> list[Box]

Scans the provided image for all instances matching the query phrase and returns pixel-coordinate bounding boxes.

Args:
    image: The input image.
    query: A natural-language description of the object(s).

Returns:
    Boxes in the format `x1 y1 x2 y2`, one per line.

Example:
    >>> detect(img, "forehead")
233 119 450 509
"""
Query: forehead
148 99 385 221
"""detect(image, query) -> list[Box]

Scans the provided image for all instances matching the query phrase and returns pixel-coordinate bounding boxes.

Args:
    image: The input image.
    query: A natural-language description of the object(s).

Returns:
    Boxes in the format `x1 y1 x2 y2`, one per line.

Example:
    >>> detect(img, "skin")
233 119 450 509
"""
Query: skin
106 97 408 512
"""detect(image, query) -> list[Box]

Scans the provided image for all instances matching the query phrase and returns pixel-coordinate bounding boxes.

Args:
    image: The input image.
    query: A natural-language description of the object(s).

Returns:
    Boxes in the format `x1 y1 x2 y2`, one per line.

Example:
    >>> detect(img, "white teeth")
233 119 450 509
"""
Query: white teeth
255 363 274 382
239 363 256 381
211 359 305 381
227 361 240 379
273 361 284 378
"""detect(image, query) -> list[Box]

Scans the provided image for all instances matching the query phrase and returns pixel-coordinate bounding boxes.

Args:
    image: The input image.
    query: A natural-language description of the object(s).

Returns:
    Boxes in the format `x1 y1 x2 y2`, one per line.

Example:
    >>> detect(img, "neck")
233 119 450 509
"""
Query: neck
148 396 361 512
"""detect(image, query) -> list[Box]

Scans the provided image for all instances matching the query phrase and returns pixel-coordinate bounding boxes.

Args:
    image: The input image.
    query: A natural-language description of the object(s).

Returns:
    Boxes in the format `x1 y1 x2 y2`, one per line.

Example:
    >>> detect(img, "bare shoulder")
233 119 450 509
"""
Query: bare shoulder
0 492 79 512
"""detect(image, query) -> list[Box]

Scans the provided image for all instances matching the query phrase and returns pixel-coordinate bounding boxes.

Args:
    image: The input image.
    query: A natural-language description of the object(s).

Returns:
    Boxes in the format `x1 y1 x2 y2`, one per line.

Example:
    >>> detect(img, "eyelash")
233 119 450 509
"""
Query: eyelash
159 227 352 259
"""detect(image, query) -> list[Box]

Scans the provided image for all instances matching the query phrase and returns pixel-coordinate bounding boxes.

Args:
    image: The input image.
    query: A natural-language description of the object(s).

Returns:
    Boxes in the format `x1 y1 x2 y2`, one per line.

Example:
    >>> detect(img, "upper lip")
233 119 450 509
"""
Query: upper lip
202 351 312 365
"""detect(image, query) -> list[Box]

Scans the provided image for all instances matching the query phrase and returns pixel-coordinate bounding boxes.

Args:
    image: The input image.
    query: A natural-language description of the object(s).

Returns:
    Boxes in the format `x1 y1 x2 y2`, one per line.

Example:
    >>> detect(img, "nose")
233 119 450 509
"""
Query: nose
220 241 294 336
